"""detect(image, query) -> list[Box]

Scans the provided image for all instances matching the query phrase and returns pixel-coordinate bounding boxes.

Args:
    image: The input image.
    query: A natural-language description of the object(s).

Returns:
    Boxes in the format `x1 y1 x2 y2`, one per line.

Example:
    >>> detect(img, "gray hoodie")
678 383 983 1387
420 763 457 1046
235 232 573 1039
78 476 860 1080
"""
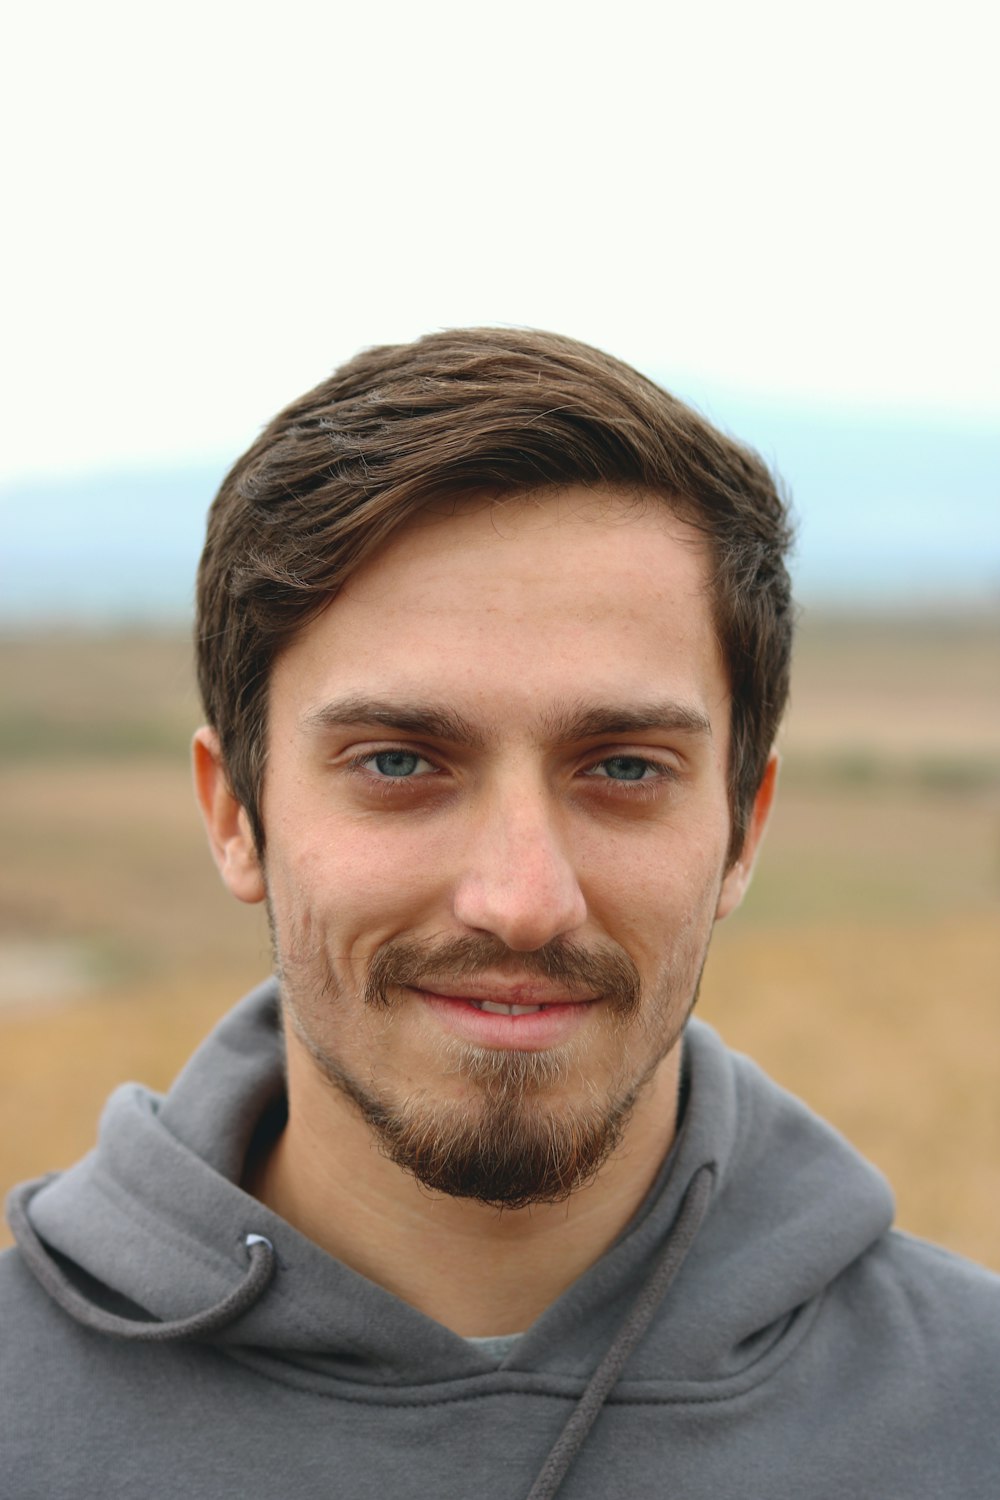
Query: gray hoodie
3 980 998 1498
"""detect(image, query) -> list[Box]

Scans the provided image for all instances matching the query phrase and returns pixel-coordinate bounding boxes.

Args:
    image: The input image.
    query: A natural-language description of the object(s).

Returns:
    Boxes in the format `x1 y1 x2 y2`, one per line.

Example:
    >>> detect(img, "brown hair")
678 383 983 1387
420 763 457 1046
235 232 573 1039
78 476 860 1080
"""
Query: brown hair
196 327 794 862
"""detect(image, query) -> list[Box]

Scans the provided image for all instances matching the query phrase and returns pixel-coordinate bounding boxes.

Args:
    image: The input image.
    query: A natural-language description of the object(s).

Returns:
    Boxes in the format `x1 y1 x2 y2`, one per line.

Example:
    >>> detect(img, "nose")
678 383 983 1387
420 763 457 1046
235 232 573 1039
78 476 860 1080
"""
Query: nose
451 779 588 952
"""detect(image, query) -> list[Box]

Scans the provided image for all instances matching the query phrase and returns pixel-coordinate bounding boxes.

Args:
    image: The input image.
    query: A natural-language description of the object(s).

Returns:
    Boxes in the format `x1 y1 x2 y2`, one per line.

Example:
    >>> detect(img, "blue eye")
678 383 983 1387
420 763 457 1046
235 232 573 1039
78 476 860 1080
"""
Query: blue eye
591 756 656 782
587 756 665 780
371 751 424 778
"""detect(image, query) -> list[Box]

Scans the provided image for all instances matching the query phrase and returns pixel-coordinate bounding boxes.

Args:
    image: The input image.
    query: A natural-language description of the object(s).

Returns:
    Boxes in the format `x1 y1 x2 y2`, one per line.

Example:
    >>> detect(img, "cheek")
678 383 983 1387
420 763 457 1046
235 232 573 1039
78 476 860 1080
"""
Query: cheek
580 820 727 966
266 813 449 957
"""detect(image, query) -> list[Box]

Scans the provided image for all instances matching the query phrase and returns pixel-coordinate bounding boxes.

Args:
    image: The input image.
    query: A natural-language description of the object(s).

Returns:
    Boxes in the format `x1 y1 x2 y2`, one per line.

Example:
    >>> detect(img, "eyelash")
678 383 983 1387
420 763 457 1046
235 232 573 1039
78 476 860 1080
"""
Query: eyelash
344 749 678 796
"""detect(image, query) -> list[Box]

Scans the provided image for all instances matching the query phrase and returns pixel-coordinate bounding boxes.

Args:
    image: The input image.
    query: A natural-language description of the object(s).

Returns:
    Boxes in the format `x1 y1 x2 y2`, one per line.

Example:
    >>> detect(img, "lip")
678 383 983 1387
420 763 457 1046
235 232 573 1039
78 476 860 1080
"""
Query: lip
414 987 598 1051
408 978 597 1008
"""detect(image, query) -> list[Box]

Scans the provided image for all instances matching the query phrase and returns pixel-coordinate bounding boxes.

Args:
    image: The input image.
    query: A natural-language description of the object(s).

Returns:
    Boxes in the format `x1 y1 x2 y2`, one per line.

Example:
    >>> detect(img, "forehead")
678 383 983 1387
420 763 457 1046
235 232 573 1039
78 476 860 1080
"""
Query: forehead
271 487 728 740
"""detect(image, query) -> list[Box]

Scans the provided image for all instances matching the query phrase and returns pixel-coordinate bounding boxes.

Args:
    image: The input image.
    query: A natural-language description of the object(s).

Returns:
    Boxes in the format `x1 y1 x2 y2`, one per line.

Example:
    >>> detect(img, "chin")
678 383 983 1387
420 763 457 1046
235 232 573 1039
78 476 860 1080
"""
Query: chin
354 1070 644 1210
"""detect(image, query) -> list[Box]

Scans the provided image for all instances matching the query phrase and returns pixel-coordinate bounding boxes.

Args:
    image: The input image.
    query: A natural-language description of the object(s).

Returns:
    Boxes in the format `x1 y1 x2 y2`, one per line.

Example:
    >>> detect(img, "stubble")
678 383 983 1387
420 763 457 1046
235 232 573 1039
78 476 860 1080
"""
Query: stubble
273 919 706 1209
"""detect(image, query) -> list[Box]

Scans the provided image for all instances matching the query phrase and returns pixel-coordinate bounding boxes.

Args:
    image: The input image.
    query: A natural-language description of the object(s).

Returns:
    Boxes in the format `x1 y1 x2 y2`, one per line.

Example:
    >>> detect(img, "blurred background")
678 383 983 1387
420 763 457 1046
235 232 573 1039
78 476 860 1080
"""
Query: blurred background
1 0 997 1264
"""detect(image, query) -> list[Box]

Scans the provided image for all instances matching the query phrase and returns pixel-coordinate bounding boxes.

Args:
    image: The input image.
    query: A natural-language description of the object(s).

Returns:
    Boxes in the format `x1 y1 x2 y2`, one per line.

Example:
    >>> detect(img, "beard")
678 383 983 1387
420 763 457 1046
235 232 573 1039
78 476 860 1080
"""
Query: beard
274 923 702 1211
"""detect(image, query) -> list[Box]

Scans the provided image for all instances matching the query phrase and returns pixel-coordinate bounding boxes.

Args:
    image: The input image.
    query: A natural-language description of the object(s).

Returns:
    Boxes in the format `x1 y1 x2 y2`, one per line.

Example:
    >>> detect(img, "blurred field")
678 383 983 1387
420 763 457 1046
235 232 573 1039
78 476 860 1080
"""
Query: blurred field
1 615 998 1265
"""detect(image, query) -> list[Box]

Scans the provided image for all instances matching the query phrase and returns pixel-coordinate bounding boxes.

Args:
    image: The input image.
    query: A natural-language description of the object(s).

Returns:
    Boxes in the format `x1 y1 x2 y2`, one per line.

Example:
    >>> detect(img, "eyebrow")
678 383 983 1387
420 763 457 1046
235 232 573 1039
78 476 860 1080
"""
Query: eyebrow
546 702 713 741
302 695 713 746
303 697 487 746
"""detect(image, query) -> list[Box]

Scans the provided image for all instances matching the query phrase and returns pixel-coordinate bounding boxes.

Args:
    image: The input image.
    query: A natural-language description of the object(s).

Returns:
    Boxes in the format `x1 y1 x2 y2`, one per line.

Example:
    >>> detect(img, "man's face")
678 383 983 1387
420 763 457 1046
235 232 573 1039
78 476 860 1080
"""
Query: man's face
208 488 770 1206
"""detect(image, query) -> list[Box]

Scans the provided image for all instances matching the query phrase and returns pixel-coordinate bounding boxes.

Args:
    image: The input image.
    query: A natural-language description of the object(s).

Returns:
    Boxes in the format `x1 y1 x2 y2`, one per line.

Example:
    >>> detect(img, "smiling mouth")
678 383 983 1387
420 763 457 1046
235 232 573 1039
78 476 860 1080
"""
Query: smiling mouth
411 987 599 1050
419 989 596 1018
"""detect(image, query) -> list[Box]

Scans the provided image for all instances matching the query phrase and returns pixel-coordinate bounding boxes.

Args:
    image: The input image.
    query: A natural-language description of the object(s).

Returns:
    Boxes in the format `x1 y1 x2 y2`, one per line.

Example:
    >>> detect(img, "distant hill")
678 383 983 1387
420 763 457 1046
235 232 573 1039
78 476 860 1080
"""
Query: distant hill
1 406 996 623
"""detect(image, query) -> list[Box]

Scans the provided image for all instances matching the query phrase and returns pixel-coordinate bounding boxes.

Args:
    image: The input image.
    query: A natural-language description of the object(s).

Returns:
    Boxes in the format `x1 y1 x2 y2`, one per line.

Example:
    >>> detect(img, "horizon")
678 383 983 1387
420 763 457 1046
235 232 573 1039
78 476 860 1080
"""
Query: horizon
2 387 997 624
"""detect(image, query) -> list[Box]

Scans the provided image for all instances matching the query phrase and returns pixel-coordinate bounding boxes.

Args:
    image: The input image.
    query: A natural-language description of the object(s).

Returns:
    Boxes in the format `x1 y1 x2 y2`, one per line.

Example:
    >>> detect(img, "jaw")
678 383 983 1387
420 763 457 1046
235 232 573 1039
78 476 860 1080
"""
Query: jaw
280 952 696 1211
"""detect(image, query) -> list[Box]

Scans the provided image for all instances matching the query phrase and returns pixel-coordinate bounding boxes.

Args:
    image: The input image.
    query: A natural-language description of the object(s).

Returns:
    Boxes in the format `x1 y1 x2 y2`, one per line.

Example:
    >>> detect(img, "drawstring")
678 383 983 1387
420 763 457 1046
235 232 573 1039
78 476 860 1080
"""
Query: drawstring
7 1178 276 1343
525 1163 715 1500
9 1160 712 1488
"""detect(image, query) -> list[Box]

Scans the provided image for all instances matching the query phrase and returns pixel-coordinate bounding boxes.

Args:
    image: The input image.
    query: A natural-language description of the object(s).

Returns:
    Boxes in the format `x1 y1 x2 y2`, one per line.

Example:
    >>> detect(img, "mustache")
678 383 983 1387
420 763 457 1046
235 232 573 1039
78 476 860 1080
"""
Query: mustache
363 933 642 1018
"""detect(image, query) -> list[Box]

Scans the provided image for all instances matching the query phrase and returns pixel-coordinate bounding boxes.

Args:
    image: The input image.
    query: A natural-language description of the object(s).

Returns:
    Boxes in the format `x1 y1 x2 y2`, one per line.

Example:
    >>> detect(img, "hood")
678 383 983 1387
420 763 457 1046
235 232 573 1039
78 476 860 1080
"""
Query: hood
7 979 894 1389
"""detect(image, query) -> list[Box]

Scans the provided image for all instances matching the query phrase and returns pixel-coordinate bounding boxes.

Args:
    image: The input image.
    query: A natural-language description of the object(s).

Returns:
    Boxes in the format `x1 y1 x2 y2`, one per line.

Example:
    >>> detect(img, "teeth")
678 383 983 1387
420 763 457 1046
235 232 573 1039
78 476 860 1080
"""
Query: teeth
473 1000 544 1016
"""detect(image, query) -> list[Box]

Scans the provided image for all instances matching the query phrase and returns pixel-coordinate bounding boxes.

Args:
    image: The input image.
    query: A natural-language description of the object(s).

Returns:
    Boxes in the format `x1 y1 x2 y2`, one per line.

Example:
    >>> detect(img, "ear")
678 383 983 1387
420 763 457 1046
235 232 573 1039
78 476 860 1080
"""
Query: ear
192 727 266 905
715 750 779 922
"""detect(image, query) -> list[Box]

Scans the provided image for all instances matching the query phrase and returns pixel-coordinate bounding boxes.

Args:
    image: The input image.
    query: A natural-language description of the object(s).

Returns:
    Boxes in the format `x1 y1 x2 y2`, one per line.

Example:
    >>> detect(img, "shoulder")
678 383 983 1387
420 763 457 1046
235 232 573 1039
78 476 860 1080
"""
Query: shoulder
0 1243 128 1397
871 1227 1000 1329
868 1226 998 1302
1 1243 216 1499
824 1227 1000 1381
1 1244 97 1455
0 1241 64 1345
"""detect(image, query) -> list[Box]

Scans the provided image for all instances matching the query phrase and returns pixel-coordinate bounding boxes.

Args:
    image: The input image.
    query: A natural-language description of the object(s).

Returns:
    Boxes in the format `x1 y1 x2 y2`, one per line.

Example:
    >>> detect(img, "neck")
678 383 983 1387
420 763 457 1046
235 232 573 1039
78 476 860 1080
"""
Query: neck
247 1032 683 1336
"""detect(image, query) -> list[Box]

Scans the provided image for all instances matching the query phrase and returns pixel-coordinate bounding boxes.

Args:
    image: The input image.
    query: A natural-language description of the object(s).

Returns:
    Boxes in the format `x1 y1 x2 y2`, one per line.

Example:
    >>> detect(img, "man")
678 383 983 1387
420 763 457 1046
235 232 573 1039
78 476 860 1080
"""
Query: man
2 329 997 1498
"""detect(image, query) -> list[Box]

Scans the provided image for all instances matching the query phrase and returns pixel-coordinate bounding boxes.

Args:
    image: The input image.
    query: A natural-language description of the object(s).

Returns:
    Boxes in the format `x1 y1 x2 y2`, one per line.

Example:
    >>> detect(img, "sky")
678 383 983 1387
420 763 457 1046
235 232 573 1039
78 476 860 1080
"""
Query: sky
1 0 997 609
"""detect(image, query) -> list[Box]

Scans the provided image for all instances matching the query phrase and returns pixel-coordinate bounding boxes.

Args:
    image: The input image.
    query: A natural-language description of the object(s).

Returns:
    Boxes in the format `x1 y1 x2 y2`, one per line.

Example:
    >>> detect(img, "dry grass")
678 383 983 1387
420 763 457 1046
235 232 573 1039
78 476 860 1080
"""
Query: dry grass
1 617 998 1267
700 914 1000 1267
